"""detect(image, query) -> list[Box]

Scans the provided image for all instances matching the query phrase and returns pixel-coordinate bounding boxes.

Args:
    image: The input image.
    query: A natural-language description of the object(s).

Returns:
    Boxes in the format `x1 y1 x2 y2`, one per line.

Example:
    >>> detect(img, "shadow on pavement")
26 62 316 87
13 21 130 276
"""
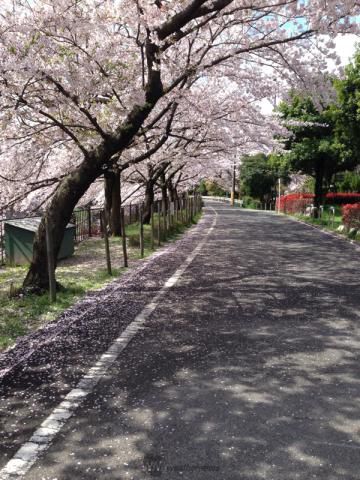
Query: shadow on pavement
18 205 360 479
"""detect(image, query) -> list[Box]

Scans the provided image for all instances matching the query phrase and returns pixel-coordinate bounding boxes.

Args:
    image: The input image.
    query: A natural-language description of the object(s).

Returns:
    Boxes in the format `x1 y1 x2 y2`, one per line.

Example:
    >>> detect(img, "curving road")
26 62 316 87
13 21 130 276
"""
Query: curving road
1 201 360 479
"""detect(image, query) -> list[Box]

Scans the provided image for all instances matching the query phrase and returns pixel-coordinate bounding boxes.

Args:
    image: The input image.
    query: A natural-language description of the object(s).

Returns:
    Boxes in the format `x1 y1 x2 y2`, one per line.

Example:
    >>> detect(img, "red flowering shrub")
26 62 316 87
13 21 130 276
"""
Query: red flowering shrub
276 193 313 214
342 203 360 230
276 193 360 214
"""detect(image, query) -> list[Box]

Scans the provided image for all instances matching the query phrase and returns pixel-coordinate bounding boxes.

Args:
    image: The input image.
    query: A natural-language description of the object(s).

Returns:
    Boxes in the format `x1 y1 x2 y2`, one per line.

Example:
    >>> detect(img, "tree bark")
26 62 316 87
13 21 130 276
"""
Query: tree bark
143 180 155 224
104 169 122 236
104 172 112 229
142 163 170 224
173 186 179 211
23 159 103 292
168 179 175 204
313 159 325 217
168 179 180 211
160 172 168 213
23 67 164 291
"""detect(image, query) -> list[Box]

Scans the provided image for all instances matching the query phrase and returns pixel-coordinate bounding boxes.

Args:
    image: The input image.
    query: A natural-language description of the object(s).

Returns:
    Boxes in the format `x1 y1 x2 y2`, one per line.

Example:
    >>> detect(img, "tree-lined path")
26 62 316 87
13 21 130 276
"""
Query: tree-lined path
1 201 360 479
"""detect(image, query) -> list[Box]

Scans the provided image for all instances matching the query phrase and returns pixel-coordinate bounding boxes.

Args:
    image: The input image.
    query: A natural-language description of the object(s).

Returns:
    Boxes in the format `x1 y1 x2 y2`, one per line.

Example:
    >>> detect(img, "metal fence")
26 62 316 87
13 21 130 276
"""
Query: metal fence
71 207 102 243
0 198 172 266
70 200 163 243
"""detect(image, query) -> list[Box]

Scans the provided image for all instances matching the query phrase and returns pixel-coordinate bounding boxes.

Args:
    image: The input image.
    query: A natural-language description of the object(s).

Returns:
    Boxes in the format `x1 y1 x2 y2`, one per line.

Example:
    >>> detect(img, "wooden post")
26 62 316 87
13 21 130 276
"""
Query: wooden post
45 217 56 302
121 207 128 267
157 202 161 246
9 282 15 298
140 204 144 258
101 211 112 275
151 204 155 250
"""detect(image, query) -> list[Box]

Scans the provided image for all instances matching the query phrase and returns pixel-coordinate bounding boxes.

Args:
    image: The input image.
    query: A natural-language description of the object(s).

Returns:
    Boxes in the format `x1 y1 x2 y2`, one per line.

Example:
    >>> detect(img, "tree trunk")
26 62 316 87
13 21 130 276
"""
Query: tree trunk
168 179 181 211
23 66 164 292
168 179 175 204
104 169 122 236
313 160 325 218
160 172 168 213
104 172 112 230
23 160 103 292
143 180 155 224
173 186 179 211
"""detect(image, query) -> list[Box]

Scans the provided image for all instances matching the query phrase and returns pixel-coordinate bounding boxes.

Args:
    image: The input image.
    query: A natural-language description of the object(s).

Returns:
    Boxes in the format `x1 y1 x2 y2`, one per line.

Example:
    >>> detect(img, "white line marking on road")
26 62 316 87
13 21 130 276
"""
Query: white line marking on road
312 440 360 450
0 223 205 380
0 210 218 480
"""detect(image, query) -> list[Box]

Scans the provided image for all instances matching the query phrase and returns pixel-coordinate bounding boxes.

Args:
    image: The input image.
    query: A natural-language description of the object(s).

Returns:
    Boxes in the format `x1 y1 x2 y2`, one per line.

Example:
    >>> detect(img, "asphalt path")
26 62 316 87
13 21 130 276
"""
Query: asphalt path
1 201 360 479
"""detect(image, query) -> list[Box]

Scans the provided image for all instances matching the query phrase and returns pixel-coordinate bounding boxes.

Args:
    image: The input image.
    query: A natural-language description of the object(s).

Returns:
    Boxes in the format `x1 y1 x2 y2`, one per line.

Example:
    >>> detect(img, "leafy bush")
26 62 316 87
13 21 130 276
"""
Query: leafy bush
203 180 227 197
242 196 261 209
342 203 360 230
336 171 360 193
277 193 360 213
197 180 208 196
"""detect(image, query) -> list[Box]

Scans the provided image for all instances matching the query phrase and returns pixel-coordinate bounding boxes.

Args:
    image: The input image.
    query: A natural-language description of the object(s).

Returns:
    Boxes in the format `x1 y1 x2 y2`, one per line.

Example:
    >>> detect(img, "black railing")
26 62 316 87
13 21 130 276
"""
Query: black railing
0 193 198 266
71 207 102 243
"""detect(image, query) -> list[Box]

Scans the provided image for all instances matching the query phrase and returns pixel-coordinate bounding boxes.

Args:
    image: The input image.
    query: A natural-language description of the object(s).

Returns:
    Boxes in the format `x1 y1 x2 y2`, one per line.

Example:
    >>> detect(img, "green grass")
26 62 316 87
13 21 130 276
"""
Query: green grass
292 206 360 242
294 207 343 232
0 211 202 351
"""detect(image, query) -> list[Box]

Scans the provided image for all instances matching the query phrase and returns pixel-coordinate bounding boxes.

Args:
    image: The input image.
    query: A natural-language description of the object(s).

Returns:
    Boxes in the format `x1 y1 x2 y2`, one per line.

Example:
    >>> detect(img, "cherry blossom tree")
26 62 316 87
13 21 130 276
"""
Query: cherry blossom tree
0 0 358 291
122 74 285 222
